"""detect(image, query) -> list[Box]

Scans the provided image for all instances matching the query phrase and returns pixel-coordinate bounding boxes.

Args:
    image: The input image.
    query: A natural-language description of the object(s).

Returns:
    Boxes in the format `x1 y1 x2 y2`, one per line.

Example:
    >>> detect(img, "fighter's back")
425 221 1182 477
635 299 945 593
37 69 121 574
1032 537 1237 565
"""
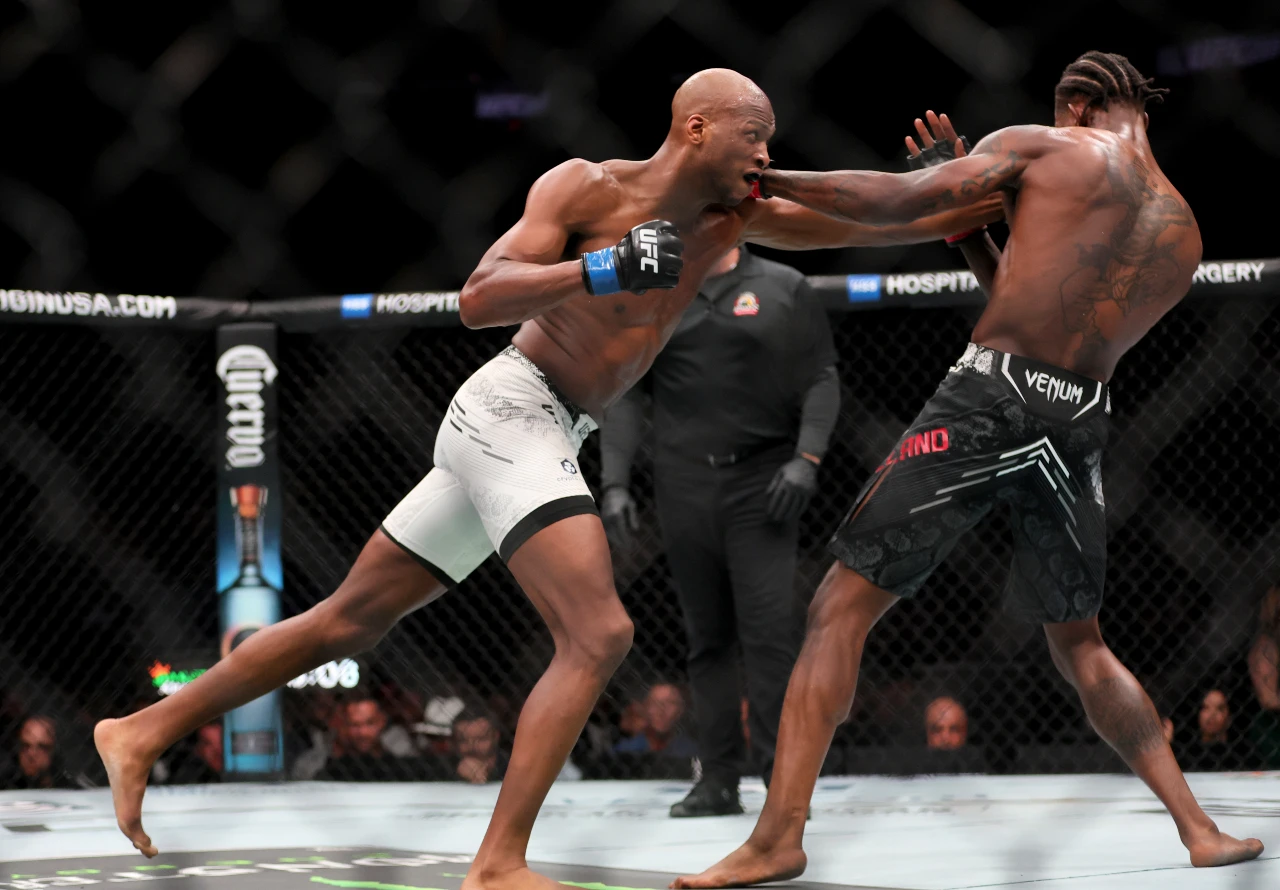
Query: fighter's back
974 126 1201 382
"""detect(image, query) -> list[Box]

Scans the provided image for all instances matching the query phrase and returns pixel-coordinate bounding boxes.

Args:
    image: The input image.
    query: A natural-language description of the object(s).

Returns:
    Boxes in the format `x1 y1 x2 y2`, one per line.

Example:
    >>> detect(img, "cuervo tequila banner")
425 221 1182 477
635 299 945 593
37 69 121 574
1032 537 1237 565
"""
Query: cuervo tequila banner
214 323 285 778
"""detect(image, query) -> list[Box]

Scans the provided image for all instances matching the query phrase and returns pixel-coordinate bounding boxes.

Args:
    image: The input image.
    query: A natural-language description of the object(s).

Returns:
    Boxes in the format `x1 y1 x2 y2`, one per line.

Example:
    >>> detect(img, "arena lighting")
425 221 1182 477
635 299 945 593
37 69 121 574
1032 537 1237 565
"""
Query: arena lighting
1157 33 1280 75
474 90 548 120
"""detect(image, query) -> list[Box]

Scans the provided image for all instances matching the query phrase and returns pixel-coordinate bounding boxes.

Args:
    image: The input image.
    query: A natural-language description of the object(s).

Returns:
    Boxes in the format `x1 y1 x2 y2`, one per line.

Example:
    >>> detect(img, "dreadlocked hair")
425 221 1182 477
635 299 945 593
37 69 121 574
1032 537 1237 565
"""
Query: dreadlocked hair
1055 51 1169 112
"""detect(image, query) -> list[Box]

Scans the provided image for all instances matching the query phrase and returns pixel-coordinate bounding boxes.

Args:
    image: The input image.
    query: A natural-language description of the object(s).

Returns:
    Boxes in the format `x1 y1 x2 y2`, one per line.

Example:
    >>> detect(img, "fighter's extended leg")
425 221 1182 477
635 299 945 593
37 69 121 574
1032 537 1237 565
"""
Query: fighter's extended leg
672 563 898 889
460 514 634 890
96 530 444 857
1045 618 1263 867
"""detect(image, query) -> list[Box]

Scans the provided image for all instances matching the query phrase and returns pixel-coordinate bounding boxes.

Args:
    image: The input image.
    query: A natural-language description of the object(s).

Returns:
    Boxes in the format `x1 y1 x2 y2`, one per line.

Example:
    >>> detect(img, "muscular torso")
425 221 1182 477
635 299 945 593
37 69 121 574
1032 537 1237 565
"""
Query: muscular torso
973 131 1201 382
512 161 747 417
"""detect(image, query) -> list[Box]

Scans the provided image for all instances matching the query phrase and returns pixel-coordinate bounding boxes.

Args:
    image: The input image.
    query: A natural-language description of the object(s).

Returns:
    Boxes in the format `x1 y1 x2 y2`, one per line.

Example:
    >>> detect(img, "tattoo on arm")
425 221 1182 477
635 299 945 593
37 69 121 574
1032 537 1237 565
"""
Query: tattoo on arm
1084 676 1166 759
786 150 1022 223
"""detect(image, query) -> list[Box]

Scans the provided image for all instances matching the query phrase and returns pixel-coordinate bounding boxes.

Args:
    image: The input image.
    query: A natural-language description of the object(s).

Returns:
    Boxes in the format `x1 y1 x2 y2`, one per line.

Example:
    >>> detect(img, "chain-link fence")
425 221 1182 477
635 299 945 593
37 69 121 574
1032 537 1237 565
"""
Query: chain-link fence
3 0 1280 792
3 287 1278 788
2 3 1277 296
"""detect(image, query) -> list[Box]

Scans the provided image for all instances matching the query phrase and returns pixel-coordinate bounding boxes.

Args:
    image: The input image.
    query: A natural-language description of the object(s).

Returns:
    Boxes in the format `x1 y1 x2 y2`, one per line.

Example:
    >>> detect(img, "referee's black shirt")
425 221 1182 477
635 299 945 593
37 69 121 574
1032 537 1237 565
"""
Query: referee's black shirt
647 247 837 460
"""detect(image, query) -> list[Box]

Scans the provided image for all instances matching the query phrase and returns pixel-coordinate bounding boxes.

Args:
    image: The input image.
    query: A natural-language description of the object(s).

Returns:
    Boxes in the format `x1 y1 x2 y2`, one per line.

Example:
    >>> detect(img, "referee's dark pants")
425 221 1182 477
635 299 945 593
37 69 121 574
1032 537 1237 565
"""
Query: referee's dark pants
654 441 802 787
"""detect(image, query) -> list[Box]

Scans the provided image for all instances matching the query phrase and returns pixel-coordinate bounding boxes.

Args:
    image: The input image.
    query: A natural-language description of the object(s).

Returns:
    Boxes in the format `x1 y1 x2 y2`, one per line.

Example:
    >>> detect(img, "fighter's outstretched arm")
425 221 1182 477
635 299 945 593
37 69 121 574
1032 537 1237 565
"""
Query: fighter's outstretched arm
759 125 1060 227
459 160 600 329
740 193 1003 250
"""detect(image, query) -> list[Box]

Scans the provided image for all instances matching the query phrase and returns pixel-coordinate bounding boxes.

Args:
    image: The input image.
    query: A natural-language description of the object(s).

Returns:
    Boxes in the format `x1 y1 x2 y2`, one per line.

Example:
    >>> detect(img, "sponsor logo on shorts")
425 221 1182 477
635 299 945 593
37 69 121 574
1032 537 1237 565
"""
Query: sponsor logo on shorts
732 292 760 316
340 293 373 318
1022 369 1084 405
560 458 578 475
374 292 462 314
876 427 950 472
0 290 177 319
845 274 881 302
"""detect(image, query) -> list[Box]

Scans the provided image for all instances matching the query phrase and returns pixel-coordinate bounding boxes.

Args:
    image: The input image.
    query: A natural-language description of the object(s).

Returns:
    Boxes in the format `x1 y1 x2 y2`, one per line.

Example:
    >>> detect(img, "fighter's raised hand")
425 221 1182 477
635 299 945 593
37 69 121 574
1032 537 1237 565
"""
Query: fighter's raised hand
905 110 971 169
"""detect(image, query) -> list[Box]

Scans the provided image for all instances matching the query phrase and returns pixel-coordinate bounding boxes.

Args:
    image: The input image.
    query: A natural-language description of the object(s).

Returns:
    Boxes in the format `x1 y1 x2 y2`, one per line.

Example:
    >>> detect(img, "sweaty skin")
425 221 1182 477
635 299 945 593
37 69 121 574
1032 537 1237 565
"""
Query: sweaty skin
668 100 1261 890
756 103 1203 383
90 69 998 875
459 71 1000 417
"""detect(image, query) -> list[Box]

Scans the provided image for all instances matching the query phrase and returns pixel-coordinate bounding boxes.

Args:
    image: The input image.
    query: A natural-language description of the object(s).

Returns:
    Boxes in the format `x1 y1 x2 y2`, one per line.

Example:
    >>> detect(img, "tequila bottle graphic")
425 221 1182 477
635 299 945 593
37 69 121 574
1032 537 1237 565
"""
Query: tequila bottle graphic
220 484 283 776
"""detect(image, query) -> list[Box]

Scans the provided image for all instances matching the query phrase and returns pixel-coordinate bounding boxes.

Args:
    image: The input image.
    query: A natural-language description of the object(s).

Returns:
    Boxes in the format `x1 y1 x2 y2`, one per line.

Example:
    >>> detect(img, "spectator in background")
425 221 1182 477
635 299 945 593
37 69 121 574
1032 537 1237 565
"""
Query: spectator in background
615 683 697 758
1199 690 1230 745
1248 584 1280 768
1179 689 1252 772
318 696 424 782
619 697 647 739
377 684 424 758
1161 714 1175 746
452 712 508 784
4 715 79 789
413 694 466 760
290 691 345 780
924 697 969 750
159 723 223 785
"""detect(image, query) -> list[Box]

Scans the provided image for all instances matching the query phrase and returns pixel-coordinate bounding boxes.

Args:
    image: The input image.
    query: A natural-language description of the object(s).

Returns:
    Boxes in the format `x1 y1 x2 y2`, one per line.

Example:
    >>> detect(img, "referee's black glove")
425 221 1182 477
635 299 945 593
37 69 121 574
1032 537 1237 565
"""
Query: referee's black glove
766 456 819 524
601 486 639 548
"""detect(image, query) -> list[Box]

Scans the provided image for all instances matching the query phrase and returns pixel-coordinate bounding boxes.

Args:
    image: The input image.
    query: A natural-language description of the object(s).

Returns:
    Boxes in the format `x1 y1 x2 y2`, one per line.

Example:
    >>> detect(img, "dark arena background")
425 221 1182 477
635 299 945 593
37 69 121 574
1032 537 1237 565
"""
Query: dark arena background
2 3 1280 888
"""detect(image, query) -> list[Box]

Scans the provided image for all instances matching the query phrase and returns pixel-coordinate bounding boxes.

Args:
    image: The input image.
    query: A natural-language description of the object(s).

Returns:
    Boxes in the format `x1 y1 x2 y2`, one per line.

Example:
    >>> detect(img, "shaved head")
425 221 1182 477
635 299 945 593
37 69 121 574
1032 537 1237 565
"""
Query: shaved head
662 69 774 205
671 68 770 123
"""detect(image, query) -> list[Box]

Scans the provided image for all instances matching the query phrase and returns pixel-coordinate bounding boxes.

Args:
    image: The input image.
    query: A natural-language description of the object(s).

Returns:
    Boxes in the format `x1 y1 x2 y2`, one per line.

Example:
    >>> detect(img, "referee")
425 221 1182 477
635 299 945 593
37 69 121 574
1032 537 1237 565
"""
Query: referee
600 244 839 817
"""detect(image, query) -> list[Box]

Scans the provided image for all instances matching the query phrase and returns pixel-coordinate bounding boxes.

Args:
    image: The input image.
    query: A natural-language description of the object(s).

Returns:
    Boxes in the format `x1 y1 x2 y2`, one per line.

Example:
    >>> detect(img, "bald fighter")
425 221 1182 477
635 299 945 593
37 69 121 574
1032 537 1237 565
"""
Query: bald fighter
93 69 997 889
673 53 1262 888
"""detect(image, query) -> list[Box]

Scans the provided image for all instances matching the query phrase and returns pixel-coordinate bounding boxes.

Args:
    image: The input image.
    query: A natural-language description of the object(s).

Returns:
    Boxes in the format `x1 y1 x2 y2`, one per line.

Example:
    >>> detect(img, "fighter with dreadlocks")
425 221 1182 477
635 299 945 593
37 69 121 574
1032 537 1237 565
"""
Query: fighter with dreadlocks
674 51 1264 888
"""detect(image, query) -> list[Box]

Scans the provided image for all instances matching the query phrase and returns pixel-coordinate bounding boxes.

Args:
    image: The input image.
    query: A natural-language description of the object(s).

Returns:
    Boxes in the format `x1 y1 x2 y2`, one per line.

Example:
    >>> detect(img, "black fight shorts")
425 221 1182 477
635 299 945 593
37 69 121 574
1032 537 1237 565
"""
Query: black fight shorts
829 343 1111 624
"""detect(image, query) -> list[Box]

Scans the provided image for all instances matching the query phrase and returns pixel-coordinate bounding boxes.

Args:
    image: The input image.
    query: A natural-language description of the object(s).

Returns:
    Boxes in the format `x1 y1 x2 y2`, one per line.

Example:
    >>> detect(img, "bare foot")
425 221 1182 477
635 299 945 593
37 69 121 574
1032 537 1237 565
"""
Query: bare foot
1185 826 1264 868
460 865 567 890
670 842 807 889
94 719 159 857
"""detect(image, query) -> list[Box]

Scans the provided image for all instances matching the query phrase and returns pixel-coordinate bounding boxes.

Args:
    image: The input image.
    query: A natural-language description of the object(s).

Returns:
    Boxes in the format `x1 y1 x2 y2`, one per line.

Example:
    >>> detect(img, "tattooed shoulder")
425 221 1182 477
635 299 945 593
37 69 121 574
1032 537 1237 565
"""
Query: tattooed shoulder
1058 156 1197 364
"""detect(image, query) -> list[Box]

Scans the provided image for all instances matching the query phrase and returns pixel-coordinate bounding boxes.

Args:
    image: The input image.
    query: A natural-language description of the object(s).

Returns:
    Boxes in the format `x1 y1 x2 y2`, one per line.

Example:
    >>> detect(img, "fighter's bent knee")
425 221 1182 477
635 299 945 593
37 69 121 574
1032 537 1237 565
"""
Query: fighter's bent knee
806 565 887 632
564 610 634 671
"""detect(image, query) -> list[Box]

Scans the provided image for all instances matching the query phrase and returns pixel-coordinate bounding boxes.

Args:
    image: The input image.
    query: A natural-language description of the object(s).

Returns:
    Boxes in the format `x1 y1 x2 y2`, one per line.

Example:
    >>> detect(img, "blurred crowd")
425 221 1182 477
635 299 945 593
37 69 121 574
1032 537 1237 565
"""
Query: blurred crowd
5 585 1280 789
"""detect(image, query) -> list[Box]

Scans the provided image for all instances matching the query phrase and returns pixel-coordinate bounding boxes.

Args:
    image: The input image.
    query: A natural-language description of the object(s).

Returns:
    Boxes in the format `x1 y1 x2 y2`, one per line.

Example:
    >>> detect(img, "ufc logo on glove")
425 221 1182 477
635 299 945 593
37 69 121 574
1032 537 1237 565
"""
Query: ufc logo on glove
580 220 685 295
637 229 660 273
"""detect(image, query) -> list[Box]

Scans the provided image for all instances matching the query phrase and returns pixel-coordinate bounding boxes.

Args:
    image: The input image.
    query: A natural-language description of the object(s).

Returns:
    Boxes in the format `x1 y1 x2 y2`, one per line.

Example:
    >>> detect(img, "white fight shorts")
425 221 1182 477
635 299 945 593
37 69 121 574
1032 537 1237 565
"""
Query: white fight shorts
381 345 599 586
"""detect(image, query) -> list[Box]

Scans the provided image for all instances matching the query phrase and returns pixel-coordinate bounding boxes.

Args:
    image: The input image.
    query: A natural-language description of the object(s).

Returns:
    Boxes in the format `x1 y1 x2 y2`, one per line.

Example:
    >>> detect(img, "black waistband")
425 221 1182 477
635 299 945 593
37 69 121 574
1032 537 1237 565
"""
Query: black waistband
954 344 1110 423
501 345 592 426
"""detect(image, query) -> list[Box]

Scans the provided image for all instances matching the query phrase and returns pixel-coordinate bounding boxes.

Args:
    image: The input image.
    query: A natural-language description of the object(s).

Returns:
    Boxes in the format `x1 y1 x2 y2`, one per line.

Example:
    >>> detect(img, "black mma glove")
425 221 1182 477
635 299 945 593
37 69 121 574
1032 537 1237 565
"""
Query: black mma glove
600 486 639 548
581 220 684 295
906 135 971 170
765 456 819 524
907 134 984 246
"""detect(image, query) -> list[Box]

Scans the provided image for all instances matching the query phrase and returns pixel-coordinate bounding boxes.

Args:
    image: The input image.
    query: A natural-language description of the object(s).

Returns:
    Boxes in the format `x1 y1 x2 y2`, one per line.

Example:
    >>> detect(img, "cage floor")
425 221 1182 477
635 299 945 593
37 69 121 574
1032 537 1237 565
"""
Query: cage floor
3 773 1278 889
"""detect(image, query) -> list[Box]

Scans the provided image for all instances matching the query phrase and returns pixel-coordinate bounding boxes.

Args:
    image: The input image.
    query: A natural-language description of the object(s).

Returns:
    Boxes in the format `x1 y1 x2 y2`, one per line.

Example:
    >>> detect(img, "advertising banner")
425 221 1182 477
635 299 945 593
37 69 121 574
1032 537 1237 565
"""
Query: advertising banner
214 323 284 778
